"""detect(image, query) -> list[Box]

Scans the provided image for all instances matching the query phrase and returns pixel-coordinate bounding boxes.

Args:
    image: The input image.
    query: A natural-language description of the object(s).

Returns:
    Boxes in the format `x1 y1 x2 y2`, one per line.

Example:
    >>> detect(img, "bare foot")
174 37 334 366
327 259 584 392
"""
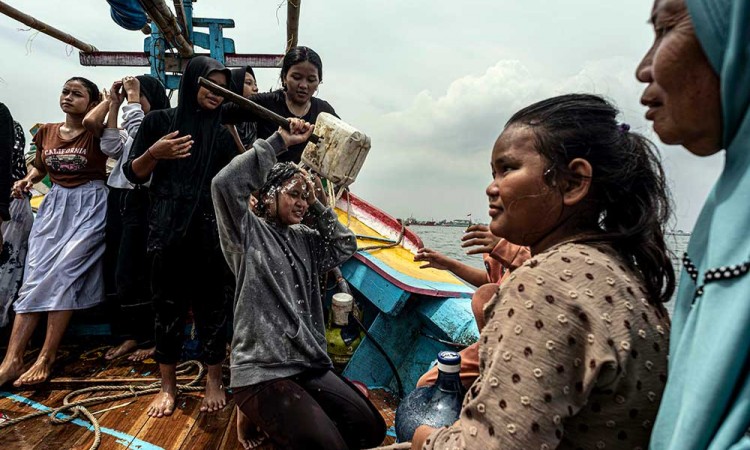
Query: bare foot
13 355 53 387
237 407 268 449
200 366 226 413
0 359 25 387
128 346 155 362
105 340 138 360
147 389 176 418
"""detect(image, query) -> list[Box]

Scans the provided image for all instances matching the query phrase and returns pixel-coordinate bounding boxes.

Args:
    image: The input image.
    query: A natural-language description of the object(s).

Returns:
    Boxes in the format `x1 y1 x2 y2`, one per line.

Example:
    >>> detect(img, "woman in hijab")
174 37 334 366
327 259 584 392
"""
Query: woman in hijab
222 46 338 164
227 65 259 150
83 74 170 361
636 0 750 448
123 56 236 418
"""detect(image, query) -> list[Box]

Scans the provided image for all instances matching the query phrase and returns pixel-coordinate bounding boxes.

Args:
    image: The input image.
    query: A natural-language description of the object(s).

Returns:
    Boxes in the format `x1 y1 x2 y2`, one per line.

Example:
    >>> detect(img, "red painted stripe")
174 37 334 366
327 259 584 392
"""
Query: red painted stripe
345 193 424 249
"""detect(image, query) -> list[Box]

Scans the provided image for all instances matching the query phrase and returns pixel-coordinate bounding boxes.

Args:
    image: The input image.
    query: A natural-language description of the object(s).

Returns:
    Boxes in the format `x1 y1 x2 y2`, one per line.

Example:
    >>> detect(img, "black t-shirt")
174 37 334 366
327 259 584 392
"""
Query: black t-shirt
222 89 338 163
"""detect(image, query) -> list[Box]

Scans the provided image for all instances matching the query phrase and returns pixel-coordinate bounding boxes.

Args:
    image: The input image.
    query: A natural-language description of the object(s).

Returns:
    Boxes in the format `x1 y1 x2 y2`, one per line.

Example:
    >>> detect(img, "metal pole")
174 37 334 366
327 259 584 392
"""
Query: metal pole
0 1 97 52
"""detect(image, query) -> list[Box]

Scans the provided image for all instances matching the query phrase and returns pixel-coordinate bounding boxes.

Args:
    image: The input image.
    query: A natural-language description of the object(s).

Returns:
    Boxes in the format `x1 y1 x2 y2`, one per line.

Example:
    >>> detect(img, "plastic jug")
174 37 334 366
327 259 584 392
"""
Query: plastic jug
395 351 466 442
301 113 371 188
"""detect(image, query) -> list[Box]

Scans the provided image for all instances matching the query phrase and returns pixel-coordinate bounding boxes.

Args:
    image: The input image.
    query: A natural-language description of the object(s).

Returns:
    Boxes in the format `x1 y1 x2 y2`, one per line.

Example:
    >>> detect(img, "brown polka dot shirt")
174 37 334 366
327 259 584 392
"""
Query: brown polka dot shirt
423 243 670 450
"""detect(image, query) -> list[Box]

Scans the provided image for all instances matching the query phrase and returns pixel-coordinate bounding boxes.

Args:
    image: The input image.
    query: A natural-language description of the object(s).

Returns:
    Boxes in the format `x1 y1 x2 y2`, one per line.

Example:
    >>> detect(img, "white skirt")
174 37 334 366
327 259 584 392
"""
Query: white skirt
14 181 108 313
0 198 34 325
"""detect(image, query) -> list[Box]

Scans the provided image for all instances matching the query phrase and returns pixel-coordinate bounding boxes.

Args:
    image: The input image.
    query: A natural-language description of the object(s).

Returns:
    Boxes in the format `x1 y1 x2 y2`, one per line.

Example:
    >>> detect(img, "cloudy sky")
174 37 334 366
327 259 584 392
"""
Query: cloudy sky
0 0 723 231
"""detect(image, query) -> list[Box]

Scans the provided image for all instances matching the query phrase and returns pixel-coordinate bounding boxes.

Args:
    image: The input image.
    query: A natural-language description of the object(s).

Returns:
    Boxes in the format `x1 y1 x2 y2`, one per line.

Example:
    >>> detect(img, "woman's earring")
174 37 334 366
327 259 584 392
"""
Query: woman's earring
543 167 557 186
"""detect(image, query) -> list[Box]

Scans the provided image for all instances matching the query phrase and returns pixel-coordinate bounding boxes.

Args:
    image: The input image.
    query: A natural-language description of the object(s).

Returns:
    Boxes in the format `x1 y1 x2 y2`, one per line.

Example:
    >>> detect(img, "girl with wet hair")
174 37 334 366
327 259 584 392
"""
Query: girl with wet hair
212 120 386 450
412 93 674 450
222 46 338 164
123 56 236 418
83 74 170 362
0 76 107 388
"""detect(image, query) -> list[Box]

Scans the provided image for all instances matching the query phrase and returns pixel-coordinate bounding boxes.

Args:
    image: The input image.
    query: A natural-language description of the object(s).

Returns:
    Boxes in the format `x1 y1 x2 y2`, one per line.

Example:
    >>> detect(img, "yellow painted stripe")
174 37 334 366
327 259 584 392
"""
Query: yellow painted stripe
335 208 466 286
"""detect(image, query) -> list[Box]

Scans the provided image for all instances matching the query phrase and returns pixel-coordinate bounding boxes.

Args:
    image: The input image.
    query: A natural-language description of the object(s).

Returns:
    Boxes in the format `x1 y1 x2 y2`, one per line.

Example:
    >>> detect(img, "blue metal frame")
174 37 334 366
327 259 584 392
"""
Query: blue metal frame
143 0 237 89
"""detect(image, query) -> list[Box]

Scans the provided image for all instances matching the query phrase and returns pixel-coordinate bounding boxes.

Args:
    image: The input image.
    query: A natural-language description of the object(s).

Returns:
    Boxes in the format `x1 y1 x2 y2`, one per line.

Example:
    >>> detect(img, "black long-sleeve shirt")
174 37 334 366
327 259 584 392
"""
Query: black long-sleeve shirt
123 108 236 251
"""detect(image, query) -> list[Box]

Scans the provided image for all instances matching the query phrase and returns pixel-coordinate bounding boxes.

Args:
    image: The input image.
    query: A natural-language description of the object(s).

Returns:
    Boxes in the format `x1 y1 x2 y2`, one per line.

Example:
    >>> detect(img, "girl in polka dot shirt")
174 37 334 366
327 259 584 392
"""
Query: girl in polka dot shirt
413 94 674 450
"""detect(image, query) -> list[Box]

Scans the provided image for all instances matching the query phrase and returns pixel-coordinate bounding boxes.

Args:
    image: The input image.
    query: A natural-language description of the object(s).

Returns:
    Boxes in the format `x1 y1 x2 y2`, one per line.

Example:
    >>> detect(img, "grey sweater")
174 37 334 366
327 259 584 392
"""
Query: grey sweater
211 133 357 388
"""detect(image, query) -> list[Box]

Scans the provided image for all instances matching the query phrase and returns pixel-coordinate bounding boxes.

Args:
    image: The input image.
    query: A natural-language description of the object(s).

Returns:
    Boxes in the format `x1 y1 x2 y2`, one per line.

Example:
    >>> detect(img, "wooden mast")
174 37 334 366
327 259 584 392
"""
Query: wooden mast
286 0 300 52
0 1 98 52
138 0 193 57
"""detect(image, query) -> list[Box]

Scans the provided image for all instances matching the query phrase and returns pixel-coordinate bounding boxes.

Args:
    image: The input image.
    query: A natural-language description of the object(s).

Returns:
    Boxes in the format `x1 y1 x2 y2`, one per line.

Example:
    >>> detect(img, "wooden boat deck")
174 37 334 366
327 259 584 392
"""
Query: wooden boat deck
0 338 398 449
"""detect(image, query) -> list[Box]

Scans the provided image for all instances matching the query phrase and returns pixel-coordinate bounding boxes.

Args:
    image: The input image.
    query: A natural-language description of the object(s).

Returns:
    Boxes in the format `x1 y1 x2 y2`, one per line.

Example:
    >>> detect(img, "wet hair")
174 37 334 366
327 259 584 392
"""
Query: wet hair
65 77 99 105
506 93 675 303
280 46 323 88
256 162 303 218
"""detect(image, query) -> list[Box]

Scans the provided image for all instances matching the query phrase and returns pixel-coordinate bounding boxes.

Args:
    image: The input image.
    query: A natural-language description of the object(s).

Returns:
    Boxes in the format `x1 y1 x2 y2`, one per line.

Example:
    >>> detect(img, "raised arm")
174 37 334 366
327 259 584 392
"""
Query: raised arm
212 119 313 271
414 247 489 287
211 133 286 257
100 83 128 159
306 196 357 273
83 84 122 138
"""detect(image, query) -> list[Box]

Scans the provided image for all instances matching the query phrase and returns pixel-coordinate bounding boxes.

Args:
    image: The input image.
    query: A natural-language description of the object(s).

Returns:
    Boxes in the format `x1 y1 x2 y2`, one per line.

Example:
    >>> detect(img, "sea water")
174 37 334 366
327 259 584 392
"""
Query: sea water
410 225 690 316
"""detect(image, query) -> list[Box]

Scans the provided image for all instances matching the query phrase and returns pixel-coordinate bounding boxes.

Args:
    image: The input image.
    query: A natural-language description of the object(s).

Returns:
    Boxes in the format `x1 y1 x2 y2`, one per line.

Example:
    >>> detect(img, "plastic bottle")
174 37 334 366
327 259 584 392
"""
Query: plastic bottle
395 351 466 442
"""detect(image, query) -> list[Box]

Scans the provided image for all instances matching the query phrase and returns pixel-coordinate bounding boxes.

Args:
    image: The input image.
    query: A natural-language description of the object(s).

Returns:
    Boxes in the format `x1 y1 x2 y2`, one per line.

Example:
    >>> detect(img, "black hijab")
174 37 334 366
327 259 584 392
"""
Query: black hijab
167 56 231 191
135 74 170 111
229 66 255 97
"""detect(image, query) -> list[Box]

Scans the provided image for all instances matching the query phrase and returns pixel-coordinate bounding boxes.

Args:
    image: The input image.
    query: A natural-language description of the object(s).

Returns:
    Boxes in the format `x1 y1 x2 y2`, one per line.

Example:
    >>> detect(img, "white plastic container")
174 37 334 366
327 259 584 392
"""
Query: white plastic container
301 113 371 188
331 292 354 326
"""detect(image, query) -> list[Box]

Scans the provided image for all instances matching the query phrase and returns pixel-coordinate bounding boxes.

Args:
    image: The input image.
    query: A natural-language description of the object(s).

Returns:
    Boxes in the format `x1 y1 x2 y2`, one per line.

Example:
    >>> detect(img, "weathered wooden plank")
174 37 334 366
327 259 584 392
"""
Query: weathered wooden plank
0 390 72 449
130 391 203 448
216 404 277 450
67 393 153 450
179 397 234 450
79 52 284 69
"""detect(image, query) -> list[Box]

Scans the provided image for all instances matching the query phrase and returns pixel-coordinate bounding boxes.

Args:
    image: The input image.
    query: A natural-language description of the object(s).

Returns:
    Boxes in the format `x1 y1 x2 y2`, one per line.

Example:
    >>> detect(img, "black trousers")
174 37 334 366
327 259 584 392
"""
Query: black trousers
105 187 154 344
151 219 229 366
234 369 387 450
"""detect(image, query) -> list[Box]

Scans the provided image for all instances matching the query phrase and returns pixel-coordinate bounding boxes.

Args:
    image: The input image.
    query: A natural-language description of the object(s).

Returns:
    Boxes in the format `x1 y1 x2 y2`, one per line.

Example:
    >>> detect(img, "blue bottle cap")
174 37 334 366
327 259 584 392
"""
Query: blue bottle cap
437 351 461 373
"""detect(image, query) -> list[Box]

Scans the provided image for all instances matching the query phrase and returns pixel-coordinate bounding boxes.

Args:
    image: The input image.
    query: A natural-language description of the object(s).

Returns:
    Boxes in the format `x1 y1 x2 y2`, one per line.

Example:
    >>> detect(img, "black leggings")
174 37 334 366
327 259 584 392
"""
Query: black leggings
234 369 386 450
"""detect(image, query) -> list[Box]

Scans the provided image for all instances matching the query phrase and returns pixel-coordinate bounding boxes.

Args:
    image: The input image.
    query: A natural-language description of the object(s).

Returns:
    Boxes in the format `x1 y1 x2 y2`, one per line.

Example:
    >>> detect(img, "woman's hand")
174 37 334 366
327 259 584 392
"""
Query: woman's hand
414 247 455 271
278 118 313 148
12 179 34 199
299 168 325 207
147 130 193 160
461 224 501 255
122 76 141 103
109 80 125 109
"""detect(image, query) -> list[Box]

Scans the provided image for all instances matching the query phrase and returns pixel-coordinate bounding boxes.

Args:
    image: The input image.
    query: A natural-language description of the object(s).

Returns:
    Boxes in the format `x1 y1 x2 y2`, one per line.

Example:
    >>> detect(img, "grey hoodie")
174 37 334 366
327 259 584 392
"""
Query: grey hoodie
211 133 357 388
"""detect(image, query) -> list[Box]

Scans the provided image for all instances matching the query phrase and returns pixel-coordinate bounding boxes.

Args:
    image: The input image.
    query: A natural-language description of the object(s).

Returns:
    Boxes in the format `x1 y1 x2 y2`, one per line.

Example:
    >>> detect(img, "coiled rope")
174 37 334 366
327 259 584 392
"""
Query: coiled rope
0 360 205 450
